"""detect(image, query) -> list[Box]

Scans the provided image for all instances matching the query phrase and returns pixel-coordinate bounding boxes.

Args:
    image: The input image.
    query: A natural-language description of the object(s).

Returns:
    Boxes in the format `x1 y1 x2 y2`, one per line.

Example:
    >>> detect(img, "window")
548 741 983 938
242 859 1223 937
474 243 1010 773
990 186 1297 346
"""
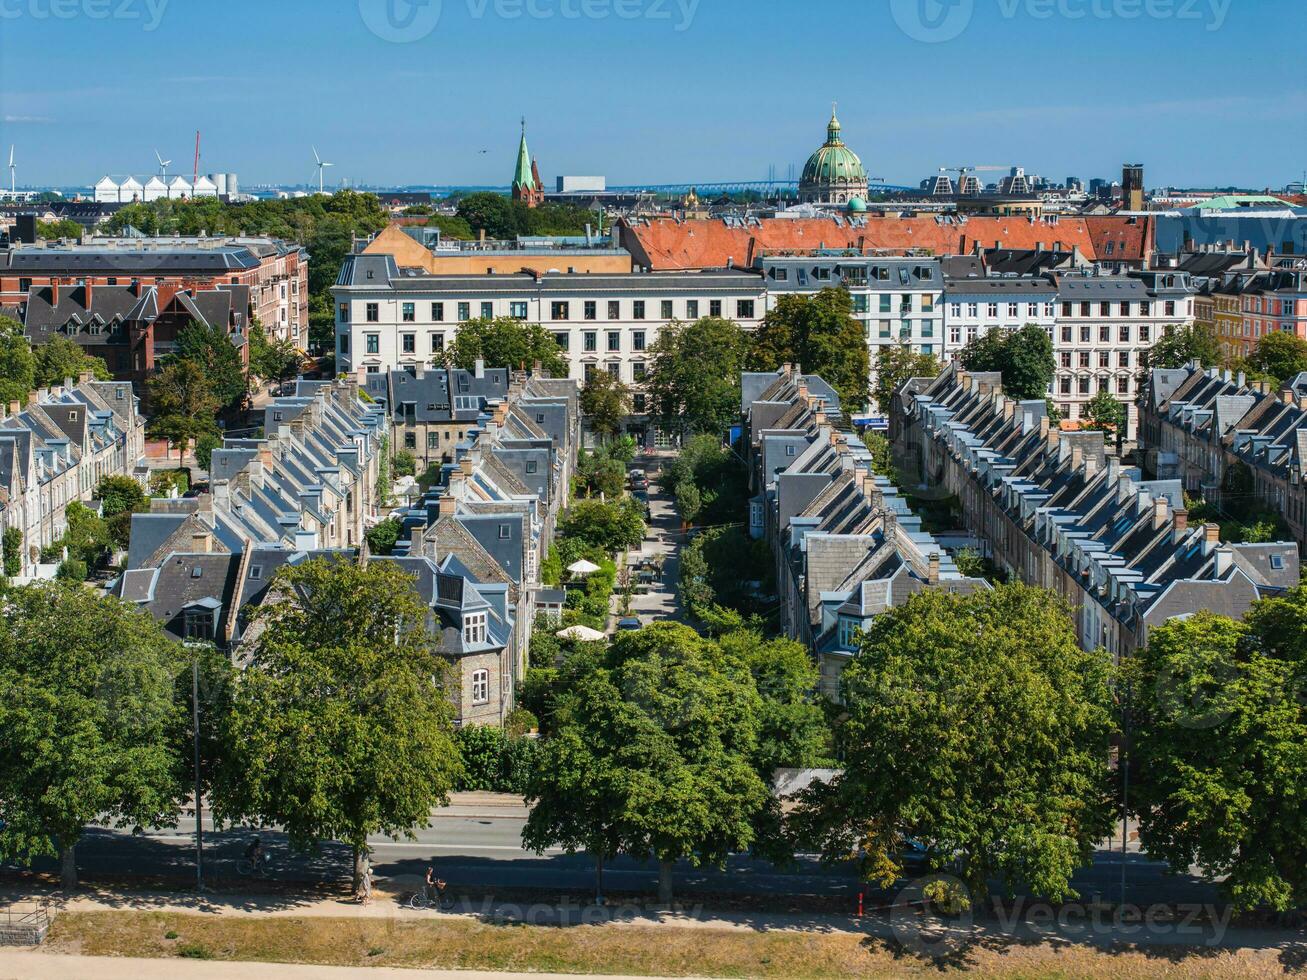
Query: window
584 300 597 320
471 668 490 703
402 333 415 354
1117 376 1130 394
404 432 415 449
661 300 673 319
950 302 962 318
1080 302 1091 317
633 301 645 320
883 295 895 314
949 327 961 345
525 460 537 474
633 330 645 351
686 300 699 318
366 334 379 354
1078 376 1091 394
402 302 415 322
431 333 445 352
1080 326 1091 343
1119 324 1131 342
498 523 511 539
1061 326 1072 343
838 617 859 649
465 614 487 647
1079 352 1090 368
583 331 597 352
1271 554 1285 570
1165 300 1176 317
606 362 620 378
922 294 935 313
1118 351 1130 368
966 302 978 318
1100 301 1112 316
428 432 439 448
987 302 999 319
1140 325 1151 342
879 320 891 338
709 300 722 317
1120 302 1131 317
608 300 620 319
510 301 528 320
553 332 569 350
814 266 831 281
183 609 214 643
633 361 646 380
481 302 493 318
1140 301 1151 316
1062 302 1073 317
1060 377 1072 394
785 444 796 457
771 267 788 281
432 301 444 321
607 331 620 352
633 392 646 412
547 301 569 320
737 299 755 319
457 302 470 321
339 334 349 354
338 303 349 321
250 566 263 580
1099 325 1110 342
1099 351 1110 368
1008 302 1019 318
365 302 379 322
1060 352 1071 368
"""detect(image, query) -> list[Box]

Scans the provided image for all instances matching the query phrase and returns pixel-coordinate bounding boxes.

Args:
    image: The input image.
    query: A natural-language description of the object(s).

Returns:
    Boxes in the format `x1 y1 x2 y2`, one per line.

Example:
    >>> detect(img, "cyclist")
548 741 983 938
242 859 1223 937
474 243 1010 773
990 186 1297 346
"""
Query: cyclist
425 866 448 904
244 836 265 872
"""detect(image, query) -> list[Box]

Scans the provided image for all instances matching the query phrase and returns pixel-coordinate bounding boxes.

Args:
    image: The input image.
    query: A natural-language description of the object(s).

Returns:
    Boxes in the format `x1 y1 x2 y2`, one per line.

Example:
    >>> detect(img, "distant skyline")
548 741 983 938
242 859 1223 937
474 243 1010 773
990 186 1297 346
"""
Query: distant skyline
2 0 1304 191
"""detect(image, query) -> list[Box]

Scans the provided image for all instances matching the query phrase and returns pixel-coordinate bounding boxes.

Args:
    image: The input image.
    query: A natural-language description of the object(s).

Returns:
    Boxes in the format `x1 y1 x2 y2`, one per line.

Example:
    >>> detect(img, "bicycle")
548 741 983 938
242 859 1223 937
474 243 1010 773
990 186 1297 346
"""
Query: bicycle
408 888 454 911
237 856 272 878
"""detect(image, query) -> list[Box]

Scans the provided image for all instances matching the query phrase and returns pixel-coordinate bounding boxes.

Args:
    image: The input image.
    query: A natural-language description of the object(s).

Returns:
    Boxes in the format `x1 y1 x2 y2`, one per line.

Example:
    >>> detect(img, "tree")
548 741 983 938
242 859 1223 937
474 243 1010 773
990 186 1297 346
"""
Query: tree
148 359 220 465
960 324 1055 401
1127 598 1307 911
454 192 519 239
872 343 938 412
0 584 187 889
580 371 632 441
795 584 1114 907
36 218 83 241
247 322 301 384
644 317 752 437
1246 331 1307 386
212 558 461 894
747 289 870 410
558 497 645 555
172 320 247 411
674 481 702 524
95 475 148 550
1081 389 1126 434
364 515 403 555
522 623 769 903
1144 323 1222 371
31 336 110 389
0 316 36 407
60 501 112 573
574 447 626 499
2 527 21 577
194 432 223 473
448 317 568 377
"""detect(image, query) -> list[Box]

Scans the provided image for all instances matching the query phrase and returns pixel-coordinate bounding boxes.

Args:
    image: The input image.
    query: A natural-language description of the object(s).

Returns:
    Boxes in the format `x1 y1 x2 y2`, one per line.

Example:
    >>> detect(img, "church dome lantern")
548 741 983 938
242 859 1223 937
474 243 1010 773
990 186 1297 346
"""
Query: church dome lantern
798 105 869 206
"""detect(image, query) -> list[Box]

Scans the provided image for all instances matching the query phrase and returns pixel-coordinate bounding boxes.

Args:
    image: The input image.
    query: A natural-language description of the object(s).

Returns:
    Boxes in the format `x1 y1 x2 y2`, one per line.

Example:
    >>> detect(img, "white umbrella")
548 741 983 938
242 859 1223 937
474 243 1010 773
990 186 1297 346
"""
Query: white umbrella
556 624 606 642
567 558 601 575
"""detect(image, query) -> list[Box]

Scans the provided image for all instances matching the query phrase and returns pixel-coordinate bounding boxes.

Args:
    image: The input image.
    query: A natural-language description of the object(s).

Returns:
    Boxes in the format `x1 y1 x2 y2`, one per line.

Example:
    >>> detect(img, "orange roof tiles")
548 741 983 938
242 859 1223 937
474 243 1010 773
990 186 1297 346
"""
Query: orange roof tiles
618 214 1153 270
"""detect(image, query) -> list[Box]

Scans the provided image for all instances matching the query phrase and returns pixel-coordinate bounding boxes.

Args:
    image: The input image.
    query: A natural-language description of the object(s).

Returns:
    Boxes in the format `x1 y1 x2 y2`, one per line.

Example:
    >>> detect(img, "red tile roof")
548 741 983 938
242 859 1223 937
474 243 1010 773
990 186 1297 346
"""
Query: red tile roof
619 214 1153 270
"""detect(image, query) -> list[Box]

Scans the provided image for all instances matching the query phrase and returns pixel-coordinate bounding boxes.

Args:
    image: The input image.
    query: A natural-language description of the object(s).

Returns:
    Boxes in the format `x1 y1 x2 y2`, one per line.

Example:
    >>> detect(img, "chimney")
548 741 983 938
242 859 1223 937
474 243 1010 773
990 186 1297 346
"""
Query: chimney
1152 496 1168 531
84 280 92 309
410 526 423 556
438 493 457 516
1202 522 1220 556
191 530 212 553
459 456 474 477
1214 546 1233 577
475 357 485 379
1106 455 1121 485
1083 453 1097 478
6 400 18 416
927 552 940 586
50 282 59 307
1172 508 1188 544
1070 445 1083 471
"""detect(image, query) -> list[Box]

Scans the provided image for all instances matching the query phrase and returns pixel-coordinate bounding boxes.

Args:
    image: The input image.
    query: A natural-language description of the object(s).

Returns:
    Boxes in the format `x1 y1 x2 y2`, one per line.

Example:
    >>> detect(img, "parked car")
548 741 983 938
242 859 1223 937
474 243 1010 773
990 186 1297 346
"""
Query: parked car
616 617 642 631
628 470 649 491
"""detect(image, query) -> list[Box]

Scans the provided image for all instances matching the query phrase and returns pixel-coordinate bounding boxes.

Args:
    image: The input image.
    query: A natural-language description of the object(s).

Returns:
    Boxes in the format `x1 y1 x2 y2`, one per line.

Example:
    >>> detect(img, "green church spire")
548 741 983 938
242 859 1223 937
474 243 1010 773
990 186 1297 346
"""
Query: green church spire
512 117 535 190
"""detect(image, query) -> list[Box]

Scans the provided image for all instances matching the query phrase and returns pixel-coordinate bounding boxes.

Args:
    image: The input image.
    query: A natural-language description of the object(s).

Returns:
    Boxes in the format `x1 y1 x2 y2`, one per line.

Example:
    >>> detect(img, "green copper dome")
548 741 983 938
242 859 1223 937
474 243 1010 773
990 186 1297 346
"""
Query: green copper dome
847 196 867 212
801 110 867 186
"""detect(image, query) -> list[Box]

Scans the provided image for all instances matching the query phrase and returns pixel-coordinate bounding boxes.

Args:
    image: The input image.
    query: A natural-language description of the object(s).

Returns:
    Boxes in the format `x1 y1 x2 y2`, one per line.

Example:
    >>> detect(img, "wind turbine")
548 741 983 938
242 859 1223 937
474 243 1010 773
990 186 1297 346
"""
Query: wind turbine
154 149 171 177
312 146 334 194
7 146 14 196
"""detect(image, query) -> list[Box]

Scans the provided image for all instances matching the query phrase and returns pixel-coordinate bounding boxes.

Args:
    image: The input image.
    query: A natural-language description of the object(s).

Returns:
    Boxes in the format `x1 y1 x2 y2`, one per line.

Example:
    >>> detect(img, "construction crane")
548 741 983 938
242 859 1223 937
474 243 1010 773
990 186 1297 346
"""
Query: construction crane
936 165 1009 195
192 131 201 186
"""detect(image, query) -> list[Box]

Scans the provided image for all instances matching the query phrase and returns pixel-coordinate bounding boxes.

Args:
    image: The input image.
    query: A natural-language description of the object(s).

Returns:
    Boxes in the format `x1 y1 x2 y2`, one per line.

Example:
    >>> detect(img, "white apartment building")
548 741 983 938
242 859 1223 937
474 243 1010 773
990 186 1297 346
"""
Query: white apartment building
940 259 1058 360
332 254 767 417
760 254 943 412
1053 271 1196 438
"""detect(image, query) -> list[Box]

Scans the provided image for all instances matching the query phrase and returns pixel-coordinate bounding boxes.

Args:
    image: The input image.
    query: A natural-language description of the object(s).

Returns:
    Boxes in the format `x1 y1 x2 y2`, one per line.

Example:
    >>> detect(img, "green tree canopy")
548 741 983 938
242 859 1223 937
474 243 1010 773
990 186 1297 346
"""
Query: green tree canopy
580 370 632 441
212 558 461 893
32 336 110 389
1144 323 1222 371
959 324 1055 401
448 317 568 377
522 623 770 902
1081 389 1126 434
1245 331 1307 386
795 584 1114 907
558 497 645 555
148 359 221 465
1127 596 1307 911
95 475 149 550
0 584 187 889
248 321 302 384
644 317 752 437
747 289 870 411
0 315 36 408
872 343 938 412
172 320 248 411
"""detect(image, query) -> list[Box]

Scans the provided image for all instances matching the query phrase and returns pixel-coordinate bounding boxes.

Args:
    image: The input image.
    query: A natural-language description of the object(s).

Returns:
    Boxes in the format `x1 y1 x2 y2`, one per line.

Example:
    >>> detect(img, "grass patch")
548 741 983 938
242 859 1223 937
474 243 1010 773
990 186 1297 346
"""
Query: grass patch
41 910 1281 978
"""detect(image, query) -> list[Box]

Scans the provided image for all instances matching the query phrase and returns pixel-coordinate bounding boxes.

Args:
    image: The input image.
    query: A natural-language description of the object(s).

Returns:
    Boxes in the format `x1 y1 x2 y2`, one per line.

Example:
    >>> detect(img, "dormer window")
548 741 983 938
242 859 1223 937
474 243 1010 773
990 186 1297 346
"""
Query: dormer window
1271 554 1285 570
838 616 861 649
183 608 214 642
463 612 487 645
68 411 78 421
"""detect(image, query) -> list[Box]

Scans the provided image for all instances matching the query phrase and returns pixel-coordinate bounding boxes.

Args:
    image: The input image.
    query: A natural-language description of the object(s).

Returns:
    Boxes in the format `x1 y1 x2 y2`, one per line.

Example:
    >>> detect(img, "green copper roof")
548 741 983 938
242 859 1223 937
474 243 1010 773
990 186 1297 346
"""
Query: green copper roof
846 196 867 212
512 122 535 190
802 107 867 186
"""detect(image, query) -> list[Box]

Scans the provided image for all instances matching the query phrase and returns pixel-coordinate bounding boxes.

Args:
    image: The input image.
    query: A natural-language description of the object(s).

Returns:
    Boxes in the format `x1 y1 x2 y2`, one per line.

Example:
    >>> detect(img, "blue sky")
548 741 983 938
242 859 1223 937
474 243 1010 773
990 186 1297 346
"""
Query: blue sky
2 0 1304 190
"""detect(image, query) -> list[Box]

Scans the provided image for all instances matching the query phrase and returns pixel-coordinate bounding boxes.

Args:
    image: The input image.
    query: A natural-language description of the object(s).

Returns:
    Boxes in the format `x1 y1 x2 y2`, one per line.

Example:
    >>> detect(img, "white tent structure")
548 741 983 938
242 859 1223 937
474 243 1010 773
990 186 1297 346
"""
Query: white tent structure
555 624 606 642
567 558 601 576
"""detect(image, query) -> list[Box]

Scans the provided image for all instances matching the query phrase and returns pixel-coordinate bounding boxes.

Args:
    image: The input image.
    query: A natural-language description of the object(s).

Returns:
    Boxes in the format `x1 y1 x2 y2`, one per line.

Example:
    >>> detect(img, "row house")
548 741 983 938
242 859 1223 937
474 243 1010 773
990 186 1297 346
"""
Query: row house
1139 363 1307 549
1051 271 1196 439
113 374 577 727
892 364 1298 656
0 375 146 577
0 237 307 345
742 364 987 699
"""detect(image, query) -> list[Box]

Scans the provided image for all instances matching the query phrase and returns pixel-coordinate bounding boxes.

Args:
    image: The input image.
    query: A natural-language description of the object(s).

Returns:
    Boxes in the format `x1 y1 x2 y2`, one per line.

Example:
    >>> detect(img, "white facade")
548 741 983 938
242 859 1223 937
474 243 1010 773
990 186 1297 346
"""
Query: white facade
142 176 168 201
332 261 767 411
